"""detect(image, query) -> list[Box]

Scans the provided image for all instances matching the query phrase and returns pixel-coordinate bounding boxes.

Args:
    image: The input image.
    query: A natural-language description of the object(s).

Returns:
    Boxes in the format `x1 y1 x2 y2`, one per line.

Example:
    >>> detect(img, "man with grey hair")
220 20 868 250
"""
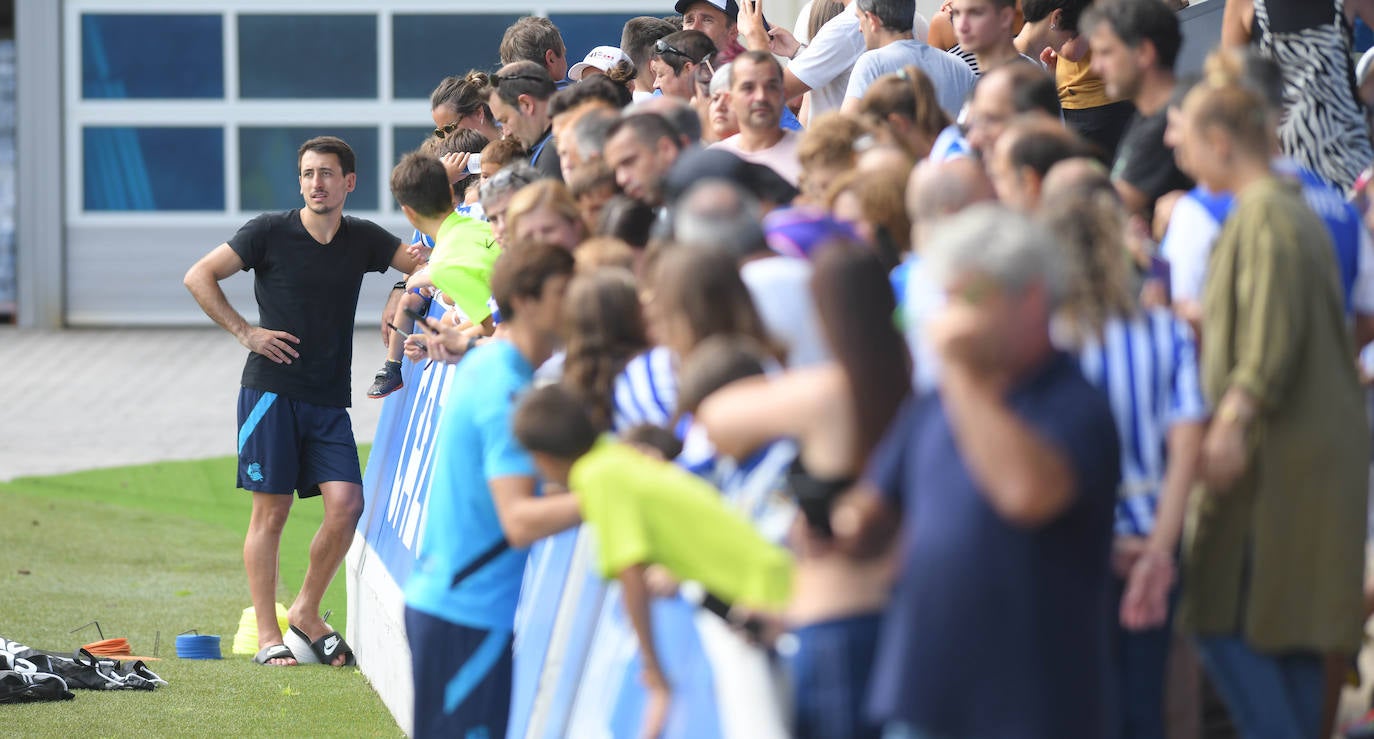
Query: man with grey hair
559 107 620 182
675 179 827 366
835 203 1120 739
478 162 544 249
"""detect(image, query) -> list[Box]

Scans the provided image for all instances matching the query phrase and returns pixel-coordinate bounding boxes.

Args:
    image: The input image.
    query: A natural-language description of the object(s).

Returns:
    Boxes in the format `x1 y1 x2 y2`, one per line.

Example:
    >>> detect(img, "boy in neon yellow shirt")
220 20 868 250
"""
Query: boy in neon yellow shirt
512 384 794 738
367 148 497 398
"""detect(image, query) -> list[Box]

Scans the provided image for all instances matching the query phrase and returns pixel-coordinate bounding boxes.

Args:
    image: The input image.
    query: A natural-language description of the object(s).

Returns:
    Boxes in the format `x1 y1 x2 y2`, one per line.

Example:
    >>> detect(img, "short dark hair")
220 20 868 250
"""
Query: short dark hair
596 195 657 248
621 424 683 460
675 334 769 416
549 76 631 118
298 136 356 176
489 61 558 107
993 60 1062 118
623 16 680 72
1020 0 1091 34
500 16 566 66
655 30 716 75
854 0 916 33
390 151 453 219
436 128 490 157
1082 0 1182 71
437 129 491 201
731 49 784 85
1006 123 1096 178
607 113 684 152
513 384 600 460
490 240 575 322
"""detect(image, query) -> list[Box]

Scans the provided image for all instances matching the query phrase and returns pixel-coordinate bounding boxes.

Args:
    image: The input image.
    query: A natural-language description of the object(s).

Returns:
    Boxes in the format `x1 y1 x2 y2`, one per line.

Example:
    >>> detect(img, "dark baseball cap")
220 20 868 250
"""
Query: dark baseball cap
663 148 799 207
674 0 740 21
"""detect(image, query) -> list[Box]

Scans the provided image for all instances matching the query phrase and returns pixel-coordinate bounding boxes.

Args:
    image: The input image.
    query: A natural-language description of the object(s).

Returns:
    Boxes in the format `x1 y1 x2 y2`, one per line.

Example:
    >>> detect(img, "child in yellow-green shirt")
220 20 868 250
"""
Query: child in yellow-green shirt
511 383 794 738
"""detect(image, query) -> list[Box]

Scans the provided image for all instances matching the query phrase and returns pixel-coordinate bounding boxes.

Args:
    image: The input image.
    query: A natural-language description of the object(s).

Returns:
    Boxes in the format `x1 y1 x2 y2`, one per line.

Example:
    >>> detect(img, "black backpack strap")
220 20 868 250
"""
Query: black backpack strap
449 538 511 589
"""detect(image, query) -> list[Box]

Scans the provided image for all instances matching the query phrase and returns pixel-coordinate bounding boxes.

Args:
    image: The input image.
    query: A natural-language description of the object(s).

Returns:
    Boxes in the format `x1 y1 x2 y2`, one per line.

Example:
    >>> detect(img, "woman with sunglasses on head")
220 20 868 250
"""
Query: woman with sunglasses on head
697 243 909 739
431 73 503 148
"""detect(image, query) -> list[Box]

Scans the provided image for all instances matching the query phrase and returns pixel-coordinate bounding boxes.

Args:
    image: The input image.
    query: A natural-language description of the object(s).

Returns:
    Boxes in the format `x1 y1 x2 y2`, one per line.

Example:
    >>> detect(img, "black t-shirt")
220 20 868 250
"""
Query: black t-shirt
228 210 399 407
1112 107 1193 218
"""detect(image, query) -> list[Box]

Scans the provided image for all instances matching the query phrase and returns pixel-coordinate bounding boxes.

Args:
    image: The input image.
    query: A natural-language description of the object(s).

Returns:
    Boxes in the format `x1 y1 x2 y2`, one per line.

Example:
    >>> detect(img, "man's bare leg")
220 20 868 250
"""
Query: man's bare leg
246 492 295 665
287 480 364 666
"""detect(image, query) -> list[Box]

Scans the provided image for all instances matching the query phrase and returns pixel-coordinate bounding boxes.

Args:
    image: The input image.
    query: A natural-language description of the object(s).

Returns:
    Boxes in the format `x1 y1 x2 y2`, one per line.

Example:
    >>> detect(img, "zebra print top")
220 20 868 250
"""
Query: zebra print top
1253 0 1374 191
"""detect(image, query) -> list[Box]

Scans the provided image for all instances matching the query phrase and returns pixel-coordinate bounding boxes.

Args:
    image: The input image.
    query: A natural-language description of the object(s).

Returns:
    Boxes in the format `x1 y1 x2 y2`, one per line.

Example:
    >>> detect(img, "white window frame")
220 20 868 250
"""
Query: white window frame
63 0 661 227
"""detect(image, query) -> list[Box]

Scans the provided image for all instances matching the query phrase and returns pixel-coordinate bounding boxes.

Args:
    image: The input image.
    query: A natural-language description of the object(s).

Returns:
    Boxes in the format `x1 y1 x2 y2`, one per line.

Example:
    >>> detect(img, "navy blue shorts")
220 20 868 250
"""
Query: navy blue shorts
405 607 513 739
236 387 362 498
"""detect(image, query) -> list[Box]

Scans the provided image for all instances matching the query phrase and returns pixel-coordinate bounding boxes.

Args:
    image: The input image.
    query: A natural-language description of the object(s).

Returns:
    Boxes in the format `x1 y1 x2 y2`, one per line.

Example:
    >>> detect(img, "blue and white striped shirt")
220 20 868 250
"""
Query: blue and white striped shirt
1076 309 1208 537
610 346 680 436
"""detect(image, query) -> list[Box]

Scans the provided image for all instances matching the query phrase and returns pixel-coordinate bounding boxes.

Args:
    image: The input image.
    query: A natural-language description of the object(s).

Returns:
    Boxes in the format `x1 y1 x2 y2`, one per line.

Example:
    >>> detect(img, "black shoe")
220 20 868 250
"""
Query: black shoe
366 362 403 399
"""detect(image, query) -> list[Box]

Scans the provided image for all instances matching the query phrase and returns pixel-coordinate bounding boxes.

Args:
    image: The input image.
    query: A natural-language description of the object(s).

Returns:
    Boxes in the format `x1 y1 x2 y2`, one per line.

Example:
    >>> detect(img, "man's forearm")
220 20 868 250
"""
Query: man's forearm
940 370 1075 526
499 494 582 548
185 269 250 341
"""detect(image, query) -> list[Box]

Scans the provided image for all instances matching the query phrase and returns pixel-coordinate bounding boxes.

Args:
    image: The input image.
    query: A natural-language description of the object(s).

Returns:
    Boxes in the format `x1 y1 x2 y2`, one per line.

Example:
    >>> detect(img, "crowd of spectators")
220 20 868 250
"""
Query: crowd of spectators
336 0 1374 736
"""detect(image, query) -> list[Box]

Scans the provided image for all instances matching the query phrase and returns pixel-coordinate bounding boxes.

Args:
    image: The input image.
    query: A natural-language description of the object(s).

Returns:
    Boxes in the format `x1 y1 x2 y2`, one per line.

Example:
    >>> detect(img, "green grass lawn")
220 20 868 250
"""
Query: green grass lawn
0 449 401 736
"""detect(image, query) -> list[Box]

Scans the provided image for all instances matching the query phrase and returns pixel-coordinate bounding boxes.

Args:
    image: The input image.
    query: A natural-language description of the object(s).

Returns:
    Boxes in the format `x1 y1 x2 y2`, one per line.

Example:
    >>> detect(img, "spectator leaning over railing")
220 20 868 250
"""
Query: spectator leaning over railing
402 242 581 739
483 63 563 180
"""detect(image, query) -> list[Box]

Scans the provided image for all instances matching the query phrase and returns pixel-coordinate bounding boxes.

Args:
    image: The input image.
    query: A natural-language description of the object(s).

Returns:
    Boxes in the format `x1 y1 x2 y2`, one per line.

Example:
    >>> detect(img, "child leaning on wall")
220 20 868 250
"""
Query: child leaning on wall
511 383 793 739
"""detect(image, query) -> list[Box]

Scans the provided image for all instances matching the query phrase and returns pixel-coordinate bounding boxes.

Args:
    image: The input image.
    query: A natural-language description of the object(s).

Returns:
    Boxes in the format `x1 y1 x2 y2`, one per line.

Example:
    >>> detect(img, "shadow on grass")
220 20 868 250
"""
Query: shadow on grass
0 448 398 736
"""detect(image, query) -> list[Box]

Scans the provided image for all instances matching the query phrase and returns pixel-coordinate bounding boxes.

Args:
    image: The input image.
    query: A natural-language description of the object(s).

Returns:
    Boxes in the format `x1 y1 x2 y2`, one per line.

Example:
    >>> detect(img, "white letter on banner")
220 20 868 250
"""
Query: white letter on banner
386 360 452 556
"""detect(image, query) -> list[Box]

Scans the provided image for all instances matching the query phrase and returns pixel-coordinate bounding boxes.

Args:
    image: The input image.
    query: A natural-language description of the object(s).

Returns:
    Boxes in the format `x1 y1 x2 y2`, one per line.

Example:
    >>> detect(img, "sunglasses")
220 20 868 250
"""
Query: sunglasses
654 38 692 61
433 121 460 139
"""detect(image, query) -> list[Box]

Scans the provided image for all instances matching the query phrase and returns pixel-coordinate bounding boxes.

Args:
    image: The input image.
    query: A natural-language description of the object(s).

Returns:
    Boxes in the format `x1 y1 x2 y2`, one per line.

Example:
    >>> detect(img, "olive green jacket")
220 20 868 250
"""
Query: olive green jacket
1181 176 1369 654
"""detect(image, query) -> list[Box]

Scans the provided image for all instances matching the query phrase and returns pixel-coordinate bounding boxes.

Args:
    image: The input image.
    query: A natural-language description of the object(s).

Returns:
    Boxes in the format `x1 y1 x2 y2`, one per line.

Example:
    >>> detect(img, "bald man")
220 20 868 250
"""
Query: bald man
900 156 997 392
907 155 997 247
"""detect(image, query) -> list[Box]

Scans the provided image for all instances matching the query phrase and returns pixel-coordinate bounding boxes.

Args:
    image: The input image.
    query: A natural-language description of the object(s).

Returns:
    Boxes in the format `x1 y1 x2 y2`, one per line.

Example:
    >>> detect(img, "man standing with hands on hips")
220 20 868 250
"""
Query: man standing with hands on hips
183 135 419 667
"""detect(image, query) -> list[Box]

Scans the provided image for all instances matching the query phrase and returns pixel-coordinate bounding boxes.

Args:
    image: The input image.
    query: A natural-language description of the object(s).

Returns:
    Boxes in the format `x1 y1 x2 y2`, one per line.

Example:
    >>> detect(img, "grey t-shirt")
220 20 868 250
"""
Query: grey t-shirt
843 39 976 120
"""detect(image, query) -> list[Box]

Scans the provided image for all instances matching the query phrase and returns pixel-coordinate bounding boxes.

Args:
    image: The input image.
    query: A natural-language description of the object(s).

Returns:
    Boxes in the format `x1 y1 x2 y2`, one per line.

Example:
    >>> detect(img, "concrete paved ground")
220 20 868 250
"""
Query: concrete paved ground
0 326 388 481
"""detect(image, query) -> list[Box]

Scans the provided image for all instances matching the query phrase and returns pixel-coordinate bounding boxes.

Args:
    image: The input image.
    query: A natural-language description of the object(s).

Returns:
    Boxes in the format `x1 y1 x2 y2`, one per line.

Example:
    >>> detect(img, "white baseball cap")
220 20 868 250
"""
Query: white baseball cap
568 46 632 81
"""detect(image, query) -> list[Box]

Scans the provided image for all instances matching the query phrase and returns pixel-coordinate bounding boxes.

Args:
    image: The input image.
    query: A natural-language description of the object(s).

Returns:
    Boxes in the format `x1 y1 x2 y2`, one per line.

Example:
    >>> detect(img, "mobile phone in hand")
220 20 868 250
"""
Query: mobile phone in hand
403 308 438 336
747 0 772 30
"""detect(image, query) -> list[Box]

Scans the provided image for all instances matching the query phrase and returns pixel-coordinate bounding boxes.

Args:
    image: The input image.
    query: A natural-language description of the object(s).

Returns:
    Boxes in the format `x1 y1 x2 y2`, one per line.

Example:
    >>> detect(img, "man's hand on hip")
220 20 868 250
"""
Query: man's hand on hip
241 327 301 364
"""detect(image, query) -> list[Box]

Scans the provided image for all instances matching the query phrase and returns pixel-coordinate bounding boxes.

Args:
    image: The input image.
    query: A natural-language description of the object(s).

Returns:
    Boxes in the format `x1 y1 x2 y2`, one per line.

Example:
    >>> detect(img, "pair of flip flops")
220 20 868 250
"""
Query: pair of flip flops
251 627 354 667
